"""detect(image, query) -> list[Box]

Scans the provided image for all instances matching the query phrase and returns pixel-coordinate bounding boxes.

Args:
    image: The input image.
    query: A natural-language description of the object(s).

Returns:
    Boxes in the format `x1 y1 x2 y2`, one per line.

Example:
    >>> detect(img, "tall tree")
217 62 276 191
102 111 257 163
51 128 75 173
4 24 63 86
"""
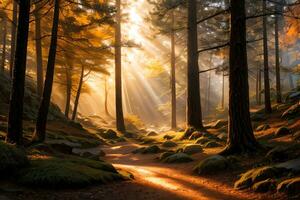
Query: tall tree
170 10 176 129
115 0 126 131
9 0 17 77
71 64 84 121
33 0 60 143
6 0 31 144
186 0 203 130
221 0 259 155
1 17 7 72
263 0 272 113
34 1 44 98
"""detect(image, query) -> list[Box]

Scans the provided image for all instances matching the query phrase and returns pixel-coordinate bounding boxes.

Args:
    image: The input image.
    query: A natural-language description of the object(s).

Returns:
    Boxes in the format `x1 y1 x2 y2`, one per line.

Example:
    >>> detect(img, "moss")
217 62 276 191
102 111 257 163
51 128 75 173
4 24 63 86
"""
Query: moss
132 145 161 154
183 144 203 155
65 135 101 148
0 141 29 175
159 151 175 161
163 153 193 163
203 141 222 148
146 131 158 137
17 157 122 188
194 155 228 175
234 166 286 190
163 134 175 140
162 141 177 148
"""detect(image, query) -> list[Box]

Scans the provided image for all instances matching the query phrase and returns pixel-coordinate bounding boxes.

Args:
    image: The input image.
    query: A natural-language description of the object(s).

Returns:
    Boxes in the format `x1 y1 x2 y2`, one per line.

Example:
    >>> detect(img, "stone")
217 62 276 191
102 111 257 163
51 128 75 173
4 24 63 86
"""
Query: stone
203 141 222 148
159 151 175 161
256 124 270 131
163 134 174 140
277 177 300 195
189 132 203 140
275 127 291 137
252 179 276 193
146 131 157 137
281 102 300 120
194 155 228 175
162 141 177 148
163 153 193 163
183 144 203 155
195 137 210 145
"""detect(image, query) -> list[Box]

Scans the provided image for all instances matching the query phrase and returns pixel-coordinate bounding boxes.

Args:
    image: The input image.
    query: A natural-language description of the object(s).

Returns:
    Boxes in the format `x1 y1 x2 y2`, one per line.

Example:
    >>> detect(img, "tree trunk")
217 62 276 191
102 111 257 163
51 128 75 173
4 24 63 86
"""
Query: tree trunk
1 17 7 72
263 0 272 113
104 76 110 116
9 0 18 77
274 1 282 103
221 71 225 109
186 0 203 130
64 66 72 118
6 0 31 145
33 0 60 143
206 71 211 114
170 10 177 130
221 0 259 155
115 0 126 131
35 2 44 98
289 74 294 89
71 65 84 121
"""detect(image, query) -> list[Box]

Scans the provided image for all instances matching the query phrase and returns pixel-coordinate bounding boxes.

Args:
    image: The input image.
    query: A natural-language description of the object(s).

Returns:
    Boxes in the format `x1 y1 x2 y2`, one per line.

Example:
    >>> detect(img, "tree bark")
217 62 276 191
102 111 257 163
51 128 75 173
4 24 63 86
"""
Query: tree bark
221 0 259 155
115 0 126 131
263 0 272 113
274 1 282 103
6 0 31 145
1 17 7 72
170 10 177 130
35 1 44 98
186 0 203 130
33 0 60 143
104 76 110 116
71 65 84 121
64 66 72 118
9 0 18 77
221 71 225 109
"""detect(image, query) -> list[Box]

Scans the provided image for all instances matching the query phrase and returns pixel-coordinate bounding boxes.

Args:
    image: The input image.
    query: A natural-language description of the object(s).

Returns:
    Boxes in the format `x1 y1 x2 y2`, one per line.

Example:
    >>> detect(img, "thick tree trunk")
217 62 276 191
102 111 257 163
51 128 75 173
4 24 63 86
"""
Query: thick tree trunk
64 66 72 118
33 0 60 143
274 2 282 103
221 71 225 109
170 10 177 130
71 65 84 121
9 1 18 77
35 2 44 98
1 17 7 72
206 71 211 113
115 0 126 131
104 76 110 116
6 0 31 145
263 0 272 113
186 0 203 130
221 0 259 155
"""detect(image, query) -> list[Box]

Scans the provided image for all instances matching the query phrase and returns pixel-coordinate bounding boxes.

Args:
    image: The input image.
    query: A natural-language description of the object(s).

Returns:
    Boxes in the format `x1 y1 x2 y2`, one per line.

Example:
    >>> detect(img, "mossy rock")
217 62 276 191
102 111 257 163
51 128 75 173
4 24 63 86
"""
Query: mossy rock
163 153 193 163
217 133 227 141
212 120 228 129
159 151 175 161
181 127 196 140
195 137 210 145
275 127 290 137
116 137 127 142
256 124 270 131
140 137 156 145
100 129 119 140
146 131 157 137
189 132 203 140
17 157 122 188
194 155 228 175
162 141 177 148
266 146 289 162
183 144 203 155
277 177 300 195
0 142 29 175
281 102 300 120
234 166 286 190
203 141 222 148
132 145 161 154
252 179 276 193
163 134 174 140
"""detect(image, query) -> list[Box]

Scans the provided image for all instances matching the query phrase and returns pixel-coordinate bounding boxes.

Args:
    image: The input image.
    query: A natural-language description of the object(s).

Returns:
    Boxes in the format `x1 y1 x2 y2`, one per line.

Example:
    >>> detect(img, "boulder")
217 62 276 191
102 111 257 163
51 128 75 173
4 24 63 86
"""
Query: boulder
217 133 227 141
285 91 300 103
146 131 158 137
132 145 161 154
100 129 119 139
256 124 270 131
203 141 222 148
281 102 300 120
163 134 174 140
194 155 228 175
183 144 203 155
252 179 276 193
162 141 177 148
277 177 300 195
212 120 228 129
275 127 291 137
195 137 210 145
189 132 203 140
159 151 175 161
275 158 300 173
266 146 289 162
163 153 193 163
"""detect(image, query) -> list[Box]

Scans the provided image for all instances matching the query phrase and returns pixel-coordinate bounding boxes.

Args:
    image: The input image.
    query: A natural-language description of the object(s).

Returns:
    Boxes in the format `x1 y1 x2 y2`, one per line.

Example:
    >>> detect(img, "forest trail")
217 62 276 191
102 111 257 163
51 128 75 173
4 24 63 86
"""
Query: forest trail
97 141 284 200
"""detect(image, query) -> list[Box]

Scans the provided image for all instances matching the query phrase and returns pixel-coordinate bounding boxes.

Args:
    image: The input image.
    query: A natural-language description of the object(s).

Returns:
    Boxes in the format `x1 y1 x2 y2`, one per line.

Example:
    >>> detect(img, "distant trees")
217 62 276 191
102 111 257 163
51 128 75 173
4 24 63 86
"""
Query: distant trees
221 0 260 155
7 0 31 144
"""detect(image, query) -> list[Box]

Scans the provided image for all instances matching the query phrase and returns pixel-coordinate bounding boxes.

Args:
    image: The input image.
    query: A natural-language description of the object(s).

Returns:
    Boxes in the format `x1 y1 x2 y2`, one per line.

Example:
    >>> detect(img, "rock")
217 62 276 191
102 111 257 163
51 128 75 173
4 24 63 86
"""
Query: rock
181 127 196 140
100 129 119 139
116 137 126 142
146 131 158 137
162 141 177 148
195 137 210 145
212 120 228 129
275 127 291 137
163 153 193 163
281 102 300 120
132 145 161 154
252 179 276 193
256 124 270 131
217 133 227 141
159 151 175 161
234 166 286 190
277 177 300 195
203 141 222 148
266 146 289 162
275 158 300 173
286 91 300 103
294 131 300 140
183 144 203 155
194 155 228 175
50 143 73 154
163 134 174 140
189 132 203 140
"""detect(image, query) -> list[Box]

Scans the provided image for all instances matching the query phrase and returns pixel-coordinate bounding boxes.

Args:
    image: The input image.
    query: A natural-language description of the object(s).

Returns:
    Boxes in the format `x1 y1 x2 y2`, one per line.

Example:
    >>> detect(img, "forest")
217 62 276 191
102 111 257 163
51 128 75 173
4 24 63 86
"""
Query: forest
0 0 300 199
